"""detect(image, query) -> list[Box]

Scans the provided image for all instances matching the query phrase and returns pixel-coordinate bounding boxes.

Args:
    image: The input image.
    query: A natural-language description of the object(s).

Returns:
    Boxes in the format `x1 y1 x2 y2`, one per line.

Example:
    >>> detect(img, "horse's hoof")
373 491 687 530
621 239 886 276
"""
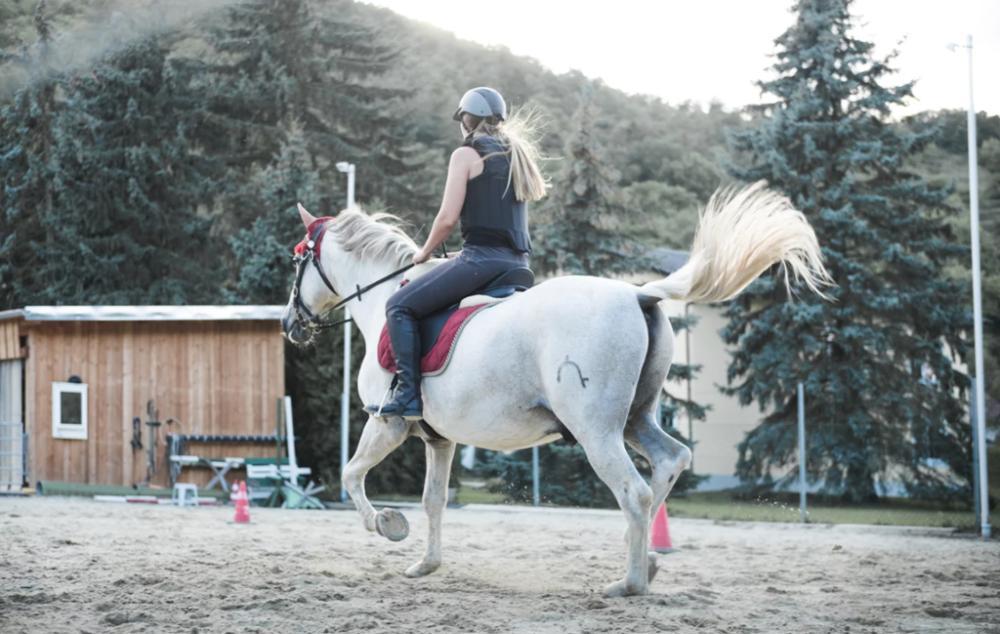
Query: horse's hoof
603 578 648 598
647 552 659 583
375 508 409 542
404 559 441 577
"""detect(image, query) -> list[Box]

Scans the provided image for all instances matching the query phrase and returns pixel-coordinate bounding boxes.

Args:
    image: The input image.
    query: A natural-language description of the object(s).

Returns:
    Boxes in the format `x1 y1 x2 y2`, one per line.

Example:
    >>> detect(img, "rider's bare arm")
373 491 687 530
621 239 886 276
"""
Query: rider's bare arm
414 146 479 263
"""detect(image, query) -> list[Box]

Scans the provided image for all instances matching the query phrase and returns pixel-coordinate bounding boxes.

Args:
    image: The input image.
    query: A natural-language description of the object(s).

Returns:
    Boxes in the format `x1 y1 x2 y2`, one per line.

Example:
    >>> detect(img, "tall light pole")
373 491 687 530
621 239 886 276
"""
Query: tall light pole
336 161 356 503
797 382 807 523
684 302 694 471
948 36 990 539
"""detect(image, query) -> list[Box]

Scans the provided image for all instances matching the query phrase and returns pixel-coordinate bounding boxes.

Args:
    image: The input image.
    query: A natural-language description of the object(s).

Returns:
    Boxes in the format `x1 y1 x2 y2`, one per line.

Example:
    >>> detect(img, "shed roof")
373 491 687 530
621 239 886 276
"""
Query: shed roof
646 247 690 275
0 305 284 322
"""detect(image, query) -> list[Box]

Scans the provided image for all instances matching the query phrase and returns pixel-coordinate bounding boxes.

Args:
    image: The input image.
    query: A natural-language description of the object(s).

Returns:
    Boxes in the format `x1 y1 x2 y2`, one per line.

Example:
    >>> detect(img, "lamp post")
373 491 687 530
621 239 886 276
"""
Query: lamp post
684 302 694 472
336 161 356 503
797 382 807 523
948 35 990 539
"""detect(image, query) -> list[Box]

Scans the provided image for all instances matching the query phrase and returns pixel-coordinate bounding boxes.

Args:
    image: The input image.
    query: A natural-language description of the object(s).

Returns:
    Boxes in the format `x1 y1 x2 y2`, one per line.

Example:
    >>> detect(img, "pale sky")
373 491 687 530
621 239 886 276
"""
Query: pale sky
364 0 1000 118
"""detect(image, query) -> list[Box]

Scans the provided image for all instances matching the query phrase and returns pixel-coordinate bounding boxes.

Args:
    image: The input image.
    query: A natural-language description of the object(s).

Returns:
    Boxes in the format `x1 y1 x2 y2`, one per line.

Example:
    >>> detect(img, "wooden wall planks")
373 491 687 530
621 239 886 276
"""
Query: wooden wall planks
0 321 24 361
23 320 285 488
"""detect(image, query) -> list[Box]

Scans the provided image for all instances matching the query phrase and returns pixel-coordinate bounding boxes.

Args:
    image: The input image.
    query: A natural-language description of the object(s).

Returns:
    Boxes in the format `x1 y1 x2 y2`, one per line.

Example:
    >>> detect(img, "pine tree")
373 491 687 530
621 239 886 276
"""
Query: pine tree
0 0 60 308
314 1 437 212
725 0 971 502
661 313 708 426
187 0 436 230
31 36 217 304
227 121 324 304
534 93 641 276
200 0 321 161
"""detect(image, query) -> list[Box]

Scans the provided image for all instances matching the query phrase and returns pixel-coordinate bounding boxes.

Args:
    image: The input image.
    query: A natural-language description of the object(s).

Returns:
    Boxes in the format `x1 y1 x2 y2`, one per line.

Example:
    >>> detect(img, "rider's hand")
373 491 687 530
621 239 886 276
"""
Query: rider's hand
412 249 431 265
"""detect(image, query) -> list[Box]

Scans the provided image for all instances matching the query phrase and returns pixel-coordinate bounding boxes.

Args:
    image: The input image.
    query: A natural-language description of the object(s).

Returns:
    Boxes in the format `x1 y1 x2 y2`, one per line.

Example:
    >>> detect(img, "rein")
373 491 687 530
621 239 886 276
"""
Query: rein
292 223 415 331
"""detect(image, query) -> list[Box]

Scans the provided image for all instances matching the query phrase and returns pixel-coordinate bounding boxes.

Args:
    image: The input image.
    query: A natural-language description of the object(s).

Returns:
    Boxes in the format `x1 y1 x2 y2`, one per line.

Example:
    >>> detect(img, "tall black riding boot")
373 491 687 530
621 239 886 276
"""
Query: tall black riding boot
376 307 423 420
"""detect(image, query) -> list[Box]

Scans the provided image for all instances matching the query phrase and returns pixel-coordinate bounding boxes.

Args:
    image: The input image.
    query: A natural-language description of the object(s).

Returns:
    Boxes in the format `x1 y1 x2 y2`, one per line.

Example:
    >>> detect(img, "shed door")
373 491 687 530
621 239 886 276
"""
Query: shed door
0 359 24 491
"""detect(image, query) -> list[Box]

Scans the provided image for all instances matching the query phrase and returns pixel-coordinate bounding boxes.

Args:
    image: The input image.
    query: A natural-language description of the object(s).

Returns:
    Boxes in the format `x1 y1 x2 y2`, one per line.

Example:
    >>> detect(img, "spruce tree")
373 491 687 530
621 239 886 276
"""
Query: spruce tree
725 0 971 502
314 1 436 212
32 36 217 304
188 0 436 229
227 121 323 304
0 1 60 308
535 94 639 276
195 0 319 167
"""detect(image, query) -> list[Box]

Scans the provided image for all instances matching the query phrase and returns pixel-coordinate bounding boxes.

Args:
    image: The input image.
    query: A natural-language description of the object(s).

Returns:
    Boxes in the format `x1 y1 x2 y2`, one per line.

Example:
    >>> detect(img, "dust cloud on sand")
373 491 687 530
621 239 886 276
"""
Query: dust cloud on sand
1 497 998 633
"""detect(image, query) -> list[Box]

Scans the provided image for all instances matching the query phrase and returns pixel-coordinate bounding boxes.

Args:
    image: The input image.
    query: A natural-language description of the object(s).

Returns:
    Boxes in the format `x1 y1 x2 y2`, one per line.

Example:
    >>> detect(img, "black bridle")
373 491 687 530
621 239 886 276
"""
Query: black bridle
290 221 415 331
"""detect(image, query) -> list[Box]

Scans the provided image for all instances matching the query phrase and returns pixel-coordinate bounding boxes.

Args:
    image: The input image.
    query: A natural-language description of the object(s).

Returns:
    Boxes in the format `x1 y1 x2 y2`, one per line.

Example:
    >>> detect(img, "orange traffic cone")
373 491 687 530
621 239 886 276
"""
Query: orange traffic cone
650 503 676 553
233 480 250 524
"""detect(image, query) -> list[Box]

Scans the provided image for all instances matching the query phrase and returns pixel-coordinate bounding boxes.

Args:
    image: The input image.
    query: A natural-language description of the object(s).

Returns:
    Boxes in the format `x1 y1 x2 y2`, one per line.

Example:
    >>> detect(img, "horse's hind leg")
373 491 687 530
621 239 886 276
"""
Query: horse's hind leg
575 430 654 597
625 299 689 524
343 416 411 540
405 438 456 578
625 410 693 523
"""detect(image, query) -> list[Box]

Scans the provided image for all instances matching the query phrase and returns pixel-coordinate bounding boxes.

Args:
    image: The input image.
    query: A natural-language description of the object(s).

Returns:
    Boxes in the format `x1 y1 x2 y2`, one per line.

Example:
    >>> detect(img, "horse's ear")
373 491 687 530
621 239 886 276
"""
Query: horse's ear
297 202 316 228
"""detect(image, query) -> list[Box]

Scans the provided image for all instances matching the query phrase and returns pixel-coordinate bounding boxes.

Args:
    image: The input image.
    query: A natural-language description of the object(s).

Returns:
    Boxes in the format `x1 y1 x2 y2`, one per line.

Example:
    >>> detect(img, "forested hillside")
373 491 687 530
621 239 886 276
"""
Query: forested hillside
1 0 996 497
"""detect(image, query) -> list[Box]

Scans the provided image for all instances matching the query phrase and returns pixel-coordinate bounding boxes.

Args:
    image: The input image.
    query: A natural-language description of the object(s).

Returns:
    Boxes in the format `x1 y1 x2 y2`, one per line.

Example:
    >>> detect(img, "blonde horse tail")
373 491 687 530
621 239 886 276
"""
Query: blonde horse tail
640 180 833 304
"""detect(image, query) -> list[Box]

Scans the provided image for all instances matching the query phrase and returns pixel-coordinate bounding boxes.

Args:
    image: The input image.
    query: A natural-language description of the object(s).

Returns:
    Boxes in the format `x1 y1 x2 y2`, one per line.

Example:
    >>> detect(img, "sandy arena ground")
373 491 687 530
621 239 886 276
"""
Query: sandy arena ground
1 497 998 633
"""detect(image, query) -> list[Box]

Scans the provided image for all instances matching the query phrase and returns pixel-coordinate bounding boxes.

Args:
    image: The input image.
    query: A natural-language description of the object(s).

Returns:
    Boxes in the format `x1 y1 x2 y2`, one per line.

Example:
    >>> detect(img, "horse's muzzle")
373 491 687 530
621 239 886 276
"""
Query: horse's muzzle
281 312 311 345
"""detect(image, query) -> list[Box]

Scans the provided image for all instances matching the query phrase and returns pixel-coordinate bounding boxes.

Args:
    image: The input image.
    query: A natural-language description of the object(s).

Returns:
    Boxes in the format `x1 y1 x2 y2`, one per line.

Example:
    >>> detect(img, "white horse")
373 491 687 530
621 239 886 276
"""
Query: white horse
281 180 830 597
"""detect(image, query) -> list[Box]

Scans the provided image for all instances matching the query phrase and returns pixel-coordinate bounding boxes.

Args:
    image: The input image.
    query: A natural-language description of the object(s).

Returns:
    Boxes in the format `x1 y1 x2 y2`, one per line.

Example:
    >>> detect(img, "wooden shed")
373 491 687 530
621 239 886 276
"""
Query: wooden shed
0 306 286 490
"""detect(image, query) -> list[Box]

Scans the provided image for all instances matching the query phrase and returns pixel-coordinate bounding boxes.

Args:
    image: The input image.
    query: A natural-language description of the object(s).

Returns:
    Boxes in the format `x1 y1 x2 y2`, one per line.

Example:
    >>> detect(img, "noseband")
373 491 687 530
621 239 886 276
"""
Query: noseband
290 218 415 331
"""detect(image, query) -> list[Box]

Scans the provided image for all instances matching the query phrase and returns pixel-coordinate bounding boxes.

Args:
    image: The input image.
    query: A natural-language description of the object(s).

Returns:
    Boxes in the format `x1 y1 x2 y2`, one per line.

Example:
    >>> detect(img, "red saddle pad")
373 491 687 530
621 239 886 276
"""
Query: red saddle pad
377 304 489 375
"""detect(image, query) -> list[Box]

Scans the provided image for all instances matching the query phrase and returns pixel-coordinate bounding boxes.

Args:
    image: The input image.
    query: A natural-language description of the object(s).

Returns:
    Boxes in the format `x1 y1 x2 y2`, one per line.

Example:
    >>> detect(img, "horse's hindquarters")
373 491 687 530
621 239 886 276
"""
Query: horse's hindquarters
420 277 655 451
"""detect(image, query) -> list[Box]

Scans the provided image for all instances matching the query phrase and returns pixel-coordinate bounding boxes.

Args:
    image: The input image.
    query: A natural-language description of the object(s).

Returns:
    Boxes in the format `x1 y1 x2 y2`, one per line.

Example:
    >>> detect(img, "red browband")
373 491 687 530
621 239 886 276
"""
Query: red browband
294 216 335 257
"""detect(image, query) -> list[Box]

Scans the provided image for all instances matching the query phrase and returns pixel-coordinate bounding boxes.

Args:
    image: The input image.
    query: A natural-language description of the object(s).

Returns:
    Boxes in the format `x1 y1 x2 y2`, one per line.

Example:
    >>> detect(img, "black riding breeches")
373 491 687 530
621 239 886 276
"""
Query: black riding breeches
385 245 529 319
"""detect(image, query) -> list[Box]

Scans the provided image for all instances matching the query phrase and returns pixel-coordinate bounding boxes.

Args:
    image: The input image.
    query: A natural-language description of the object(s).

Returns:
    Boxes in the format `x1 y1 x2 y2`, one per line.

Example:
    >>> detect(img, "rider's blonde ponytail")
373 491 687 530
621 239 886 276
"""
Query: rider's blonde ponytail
469 107 549 203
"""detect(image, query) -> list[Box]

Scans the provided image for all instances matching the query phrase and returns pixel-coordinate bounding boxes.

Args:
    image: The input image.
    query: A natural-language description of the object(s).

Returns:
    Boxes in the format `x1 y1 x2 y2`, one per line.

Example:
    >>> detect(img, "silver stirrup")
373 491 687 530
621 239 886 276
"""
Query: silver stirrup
374 382 394 418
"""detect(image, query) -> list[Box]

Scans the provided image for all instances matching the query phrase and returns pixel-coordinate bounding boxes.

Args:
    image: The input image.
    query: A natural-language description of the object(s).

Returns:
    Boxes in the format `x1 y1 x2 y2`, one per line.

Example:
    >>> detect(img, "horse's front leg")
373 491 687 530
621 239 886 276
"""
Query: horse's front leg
405 437 456 577
343 416 411 540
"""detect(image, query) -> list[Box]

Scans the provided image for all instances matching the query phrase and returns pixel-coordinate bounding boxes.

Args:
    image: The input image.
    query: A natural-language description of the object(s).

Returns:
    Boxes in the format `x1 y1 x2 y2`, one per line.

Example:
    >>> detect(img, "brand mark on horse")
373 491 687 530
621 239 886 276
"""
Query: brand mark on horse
557 355 589 389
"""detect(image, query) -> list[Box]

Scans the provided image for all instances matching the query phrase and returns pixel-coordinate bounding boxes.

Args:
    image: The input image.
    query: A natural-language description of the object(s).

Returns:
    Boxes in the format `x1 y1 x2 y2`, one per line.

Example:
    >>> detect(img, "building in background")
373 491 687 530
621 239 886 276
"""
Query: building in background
0 306 285 490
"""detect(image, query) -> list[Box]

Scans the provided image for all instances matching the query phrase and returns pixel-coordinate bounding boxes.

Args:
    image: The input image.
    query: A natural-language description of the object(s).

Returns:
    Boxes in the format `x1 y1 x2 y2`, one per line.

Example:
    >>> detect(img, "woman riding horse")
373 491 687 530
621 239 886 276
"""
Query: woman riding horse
373 86 548 420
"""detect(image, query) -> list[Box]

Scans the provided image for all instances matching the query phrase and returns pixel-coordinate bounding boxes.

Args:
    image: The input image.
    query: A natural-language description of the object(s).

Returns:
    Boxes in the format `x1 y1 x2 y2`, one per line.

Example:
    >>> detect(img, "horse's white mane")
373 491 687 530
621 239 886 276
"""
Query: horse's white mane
327 207 418 268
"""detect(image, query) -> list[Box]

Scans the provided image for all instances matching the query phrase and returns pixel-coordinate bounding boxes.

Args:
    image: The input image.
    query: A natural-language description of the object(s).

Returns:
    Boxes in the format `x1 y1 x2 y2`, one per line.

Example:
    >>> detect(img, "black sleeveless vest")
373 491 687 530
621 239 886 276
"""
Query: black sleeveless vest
459 135 531 253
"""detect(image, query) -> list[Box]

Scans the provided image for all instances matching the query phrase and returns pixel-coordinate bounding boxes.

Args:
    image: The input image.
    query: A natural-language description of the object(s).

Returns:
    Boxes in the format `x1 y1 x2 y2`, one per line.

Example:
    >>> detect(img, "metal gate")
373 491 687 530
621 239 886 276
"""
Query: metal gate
0 359 24 491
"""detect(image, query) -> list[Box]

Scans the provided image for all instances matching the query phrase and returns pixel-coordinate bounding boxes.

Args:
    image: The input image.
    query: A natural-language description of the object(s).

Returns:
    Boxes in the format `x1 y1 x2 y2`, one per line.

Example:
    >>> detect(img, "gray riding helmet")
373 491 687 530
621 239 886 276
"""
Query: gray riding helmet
452 86 507 122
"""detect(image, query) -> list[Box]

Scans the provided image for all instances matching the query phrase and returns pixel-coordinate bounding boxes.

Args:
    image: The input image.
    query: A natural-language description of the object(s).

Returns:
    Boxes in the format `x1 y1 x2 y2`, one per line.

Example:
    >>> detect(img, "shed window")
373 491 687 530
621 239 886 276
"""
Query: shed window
52 382 87 440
